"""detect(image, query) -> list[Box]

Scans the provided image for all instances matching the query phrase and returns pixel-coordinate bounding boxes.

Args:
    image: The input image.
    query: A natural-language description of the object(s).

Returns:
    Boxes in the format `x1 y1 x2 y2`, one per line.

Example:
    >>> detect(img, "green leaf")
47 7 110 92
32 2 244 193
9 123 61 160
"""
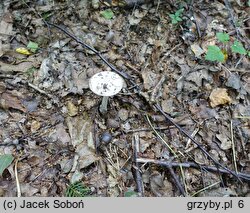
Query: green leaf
65 182 91 197
100 9 114 20
205 45 225 62
216 32 230 43
0 154 14 175
27 41 39 53
124 190 139 197
248 0 250 6
169 8 184 24
231 41 247 55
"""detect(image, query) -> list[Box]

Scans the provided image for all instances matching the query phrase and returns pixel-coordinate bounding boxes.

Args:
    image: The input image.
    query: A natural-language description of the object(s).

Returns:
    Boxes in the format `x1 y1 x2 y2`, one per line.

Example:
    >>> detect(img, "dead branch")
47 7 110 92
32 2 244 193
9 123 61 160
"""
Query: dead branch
136 158 250 182
132 134 144 196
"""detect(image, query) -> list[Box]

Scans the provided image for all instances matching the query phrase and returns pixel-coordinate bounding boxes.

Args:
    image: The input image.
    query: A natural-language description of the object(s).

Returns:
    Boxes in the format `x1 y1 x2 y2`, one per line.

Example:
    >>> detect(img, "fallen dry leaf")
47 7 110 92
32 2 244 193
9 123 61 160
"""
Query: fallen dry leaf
209 88 232 108
0 91 26 112
67 101 78 116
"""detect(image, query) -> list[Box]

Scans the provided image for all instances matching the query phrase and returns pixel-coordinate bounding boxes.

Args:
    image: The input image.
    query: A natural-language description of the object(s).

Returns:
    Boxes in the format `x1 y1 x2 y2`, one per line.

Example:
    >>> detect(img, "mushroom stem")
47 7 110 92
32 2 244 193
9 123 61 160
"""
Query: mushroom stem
99 96 109 114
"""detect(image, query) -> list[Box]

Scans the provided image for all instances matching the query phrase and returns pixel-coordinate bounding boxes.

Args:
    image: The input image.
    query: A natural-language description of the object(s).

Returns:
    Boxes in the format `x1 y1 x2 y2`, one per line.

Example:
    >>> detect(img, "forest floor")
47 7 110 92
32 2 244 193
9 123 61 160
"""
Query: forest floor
0 0 249 197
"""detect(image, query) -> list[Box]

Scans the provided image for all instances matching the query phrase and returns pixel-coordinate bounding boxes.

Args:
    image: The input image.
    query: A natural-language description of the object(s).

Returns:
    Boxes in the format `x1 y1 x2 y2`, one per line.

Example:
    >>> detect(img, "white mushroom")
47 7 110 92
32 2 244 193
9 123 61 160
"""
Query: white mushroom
89 71 124 114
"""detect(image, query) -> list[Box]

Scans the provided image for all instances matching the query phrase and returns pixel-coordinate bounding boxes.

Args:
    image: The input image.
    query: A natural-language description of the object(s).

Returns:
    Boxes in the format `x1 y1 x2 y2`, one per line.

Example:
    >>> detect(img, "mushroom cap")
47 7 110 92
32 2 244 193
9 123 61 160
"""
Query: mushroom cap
89 71 124 96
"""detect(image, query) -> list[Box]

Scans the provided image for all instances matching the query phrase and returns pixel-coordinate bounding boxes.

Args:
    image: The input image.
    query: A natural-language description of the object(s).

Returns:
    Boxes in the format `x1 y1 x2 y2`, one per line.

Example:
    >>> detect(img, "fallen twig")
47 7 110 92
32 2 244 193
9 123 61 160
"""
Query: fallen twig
136 158 250 181
132 134 144 196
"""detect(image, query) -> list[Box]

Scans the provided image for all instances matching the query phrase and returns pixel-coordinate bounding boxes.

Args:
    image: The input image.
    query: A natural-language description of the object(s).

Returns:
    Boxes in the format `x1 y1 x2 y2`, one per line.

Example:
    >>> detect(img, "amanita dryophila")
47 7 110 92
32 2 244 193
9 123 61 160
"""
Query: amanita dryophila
89 71 124 114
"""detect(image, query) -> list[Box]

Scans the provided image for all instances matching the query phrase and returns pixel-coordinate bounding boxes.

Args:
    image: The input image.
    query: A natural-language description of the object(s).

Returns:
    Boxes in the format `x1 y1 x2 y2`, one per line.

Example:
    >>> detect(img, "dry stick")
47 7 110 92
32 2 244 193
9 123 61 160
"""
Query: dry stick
136 158 250 181
167 165 186 196
45 22 244 182
132 134 144 197
223 0 240 39
154 103 241 181
15 159 21 197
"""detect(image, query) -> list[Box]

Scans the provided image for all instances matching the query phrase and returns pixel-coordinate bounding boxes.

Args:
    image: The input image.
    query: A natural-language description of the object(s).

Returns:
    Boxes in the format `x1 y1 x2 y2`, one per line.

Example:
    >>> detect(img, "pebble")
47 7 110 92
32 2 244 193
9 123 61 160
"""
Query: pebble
101 132 112 144
118 108 129 121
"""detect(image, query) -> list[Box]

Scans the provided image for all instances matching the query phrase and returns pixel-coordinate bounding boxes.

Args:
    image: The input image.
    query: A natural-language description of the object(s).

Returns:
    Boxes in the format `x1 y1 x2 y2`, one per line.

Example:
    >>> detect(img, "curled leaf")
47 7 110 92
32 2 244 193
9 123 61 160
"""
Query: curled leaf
209 88 232 108
16 47 31 55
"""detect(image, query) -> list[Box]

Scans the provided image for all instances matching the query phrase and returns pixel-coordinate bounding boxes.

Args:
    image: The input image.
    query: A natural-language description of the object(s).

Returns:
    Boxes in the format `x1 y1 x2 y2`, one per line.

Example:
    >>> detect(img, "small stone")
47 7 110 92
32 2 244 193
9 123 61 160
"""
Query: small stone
118 108 129 121
101 132 112 144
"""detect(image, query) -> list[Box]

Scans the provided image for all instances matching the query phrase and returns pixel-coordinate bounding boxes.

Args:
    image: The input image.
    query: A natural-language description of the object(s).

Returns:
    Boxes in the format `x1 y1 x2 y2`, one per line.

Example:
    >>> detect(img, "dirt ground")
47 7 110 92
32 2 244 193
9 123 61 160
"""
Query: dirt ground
0 0 249 197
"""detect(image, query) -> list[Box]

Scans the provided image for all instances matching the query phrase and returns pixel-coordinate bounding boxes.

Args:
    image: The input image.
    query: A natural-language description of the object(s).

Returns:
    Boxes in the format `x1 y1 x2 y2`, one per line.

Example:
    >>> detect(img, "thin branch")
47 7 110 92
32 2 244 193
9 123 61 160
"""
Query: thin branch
132 134 144 197
136 158 250 181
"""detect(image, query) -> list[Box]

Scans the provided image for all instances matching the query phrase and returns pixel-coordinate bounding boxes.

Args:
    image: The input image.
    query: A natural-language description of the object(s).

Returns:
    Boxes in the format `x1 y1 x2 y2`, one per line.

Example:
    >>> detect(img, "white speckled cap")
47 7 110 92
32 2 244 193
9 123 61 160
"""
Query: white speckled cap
89 71 124 96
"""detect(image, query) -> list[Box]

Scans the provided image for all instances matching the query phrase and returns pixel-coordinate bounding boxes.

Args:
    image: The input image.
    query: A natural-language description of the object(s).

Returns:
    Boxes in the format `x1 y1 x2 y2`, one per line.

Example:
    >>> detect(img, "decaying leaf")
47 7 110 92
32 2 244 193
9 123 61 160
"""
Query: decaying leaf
209 88 232 108
67 101 78 117
0 91 26 112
